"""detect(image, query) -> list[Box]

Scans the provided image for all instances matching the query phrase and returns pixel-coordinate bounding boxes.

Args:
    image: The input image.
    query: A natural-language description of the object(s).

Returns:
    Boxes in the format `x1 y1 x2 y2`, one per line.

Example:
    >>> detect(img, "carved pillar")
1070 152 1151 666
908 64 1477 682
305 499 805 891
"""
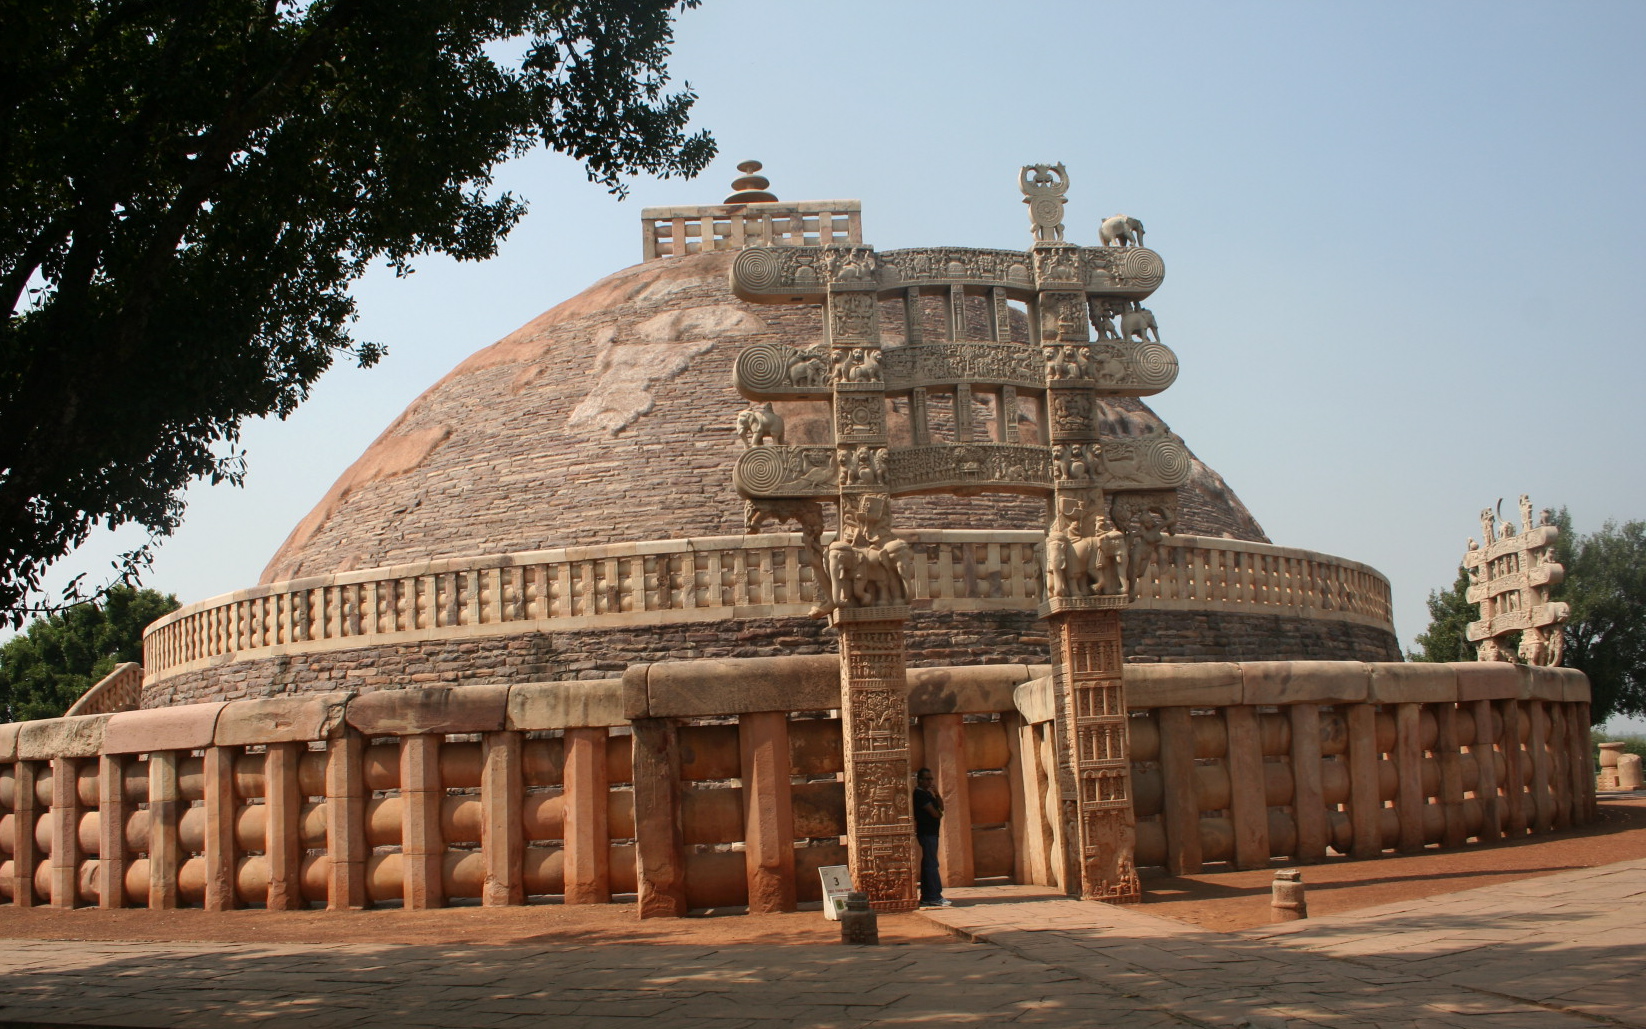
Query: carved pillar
954 383 974 443
909 387 930 446
999 386 1019 443
903 287 923 344
836 613 918 912
947 285 966 341
989 286 1010 342
1042 601 1139 902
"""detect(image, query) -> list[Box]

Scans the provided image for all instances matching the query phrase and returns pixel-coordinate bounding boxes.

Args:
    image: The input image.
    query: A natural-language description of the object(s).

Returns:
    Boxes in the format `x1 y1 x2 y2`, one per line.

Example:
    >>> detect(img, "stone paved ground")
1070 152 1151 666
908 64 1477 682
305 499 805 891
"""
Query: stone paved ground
0 859 1641 1028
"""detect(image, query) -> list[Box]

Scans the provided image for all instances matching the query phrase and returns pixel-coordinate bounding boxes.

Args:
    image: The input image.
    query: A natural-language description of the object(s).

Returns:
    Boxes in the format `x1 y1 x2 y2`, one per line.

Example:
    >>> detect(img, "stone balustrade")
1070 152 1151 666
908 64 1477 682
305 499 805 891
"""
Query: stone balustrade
640 200 863 260
0 658 1591 916
142 533 1394 684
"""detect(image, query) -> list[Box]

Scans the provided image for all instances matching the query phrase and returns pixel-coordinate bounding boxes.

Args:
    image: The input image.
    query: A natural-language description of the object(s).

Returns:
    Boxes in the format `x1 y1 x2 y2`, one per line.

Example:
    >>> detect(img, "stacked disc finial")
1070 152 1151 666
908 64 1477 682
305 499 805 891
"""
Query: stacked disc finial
725 160 778 204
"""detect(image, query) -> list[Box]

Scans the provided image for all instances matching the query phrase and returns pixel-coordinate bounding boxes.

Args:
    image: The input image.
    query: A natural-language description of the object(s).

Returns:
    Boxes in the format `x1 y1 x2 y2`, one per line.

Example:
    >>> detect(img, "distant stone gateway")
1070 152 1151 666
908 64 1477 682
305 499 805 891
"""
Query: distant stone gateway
0 166 1592 918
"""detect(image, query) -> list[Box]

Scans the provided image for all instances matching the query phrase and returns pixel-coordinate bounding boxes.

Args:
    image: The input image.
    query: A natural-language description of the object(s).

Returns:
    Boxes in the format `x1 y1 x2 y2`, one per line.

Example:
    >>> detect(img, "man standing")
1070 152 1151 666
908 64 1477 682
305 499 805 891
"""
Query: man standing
914 767 949 907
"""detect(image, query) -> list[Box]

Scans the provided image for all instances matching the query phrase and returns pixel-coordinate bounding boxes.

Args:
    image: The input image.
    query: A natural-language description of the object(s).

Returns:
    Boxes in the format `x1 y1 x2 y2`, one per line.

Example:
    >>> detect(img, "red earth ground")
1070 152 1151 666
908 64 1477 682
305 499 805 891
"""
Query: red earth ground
0 796 1639 947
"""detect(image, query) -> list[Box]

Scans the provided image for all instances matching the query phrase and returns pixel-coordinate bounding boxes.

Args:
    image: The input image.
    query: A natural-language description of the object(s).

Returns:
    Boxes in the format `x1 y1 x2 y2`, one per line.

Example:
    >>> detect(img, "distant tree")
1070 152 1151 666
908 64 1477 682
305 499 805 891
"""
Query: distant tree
1412 508 1646 725
0 586 179 721
1 0 715 625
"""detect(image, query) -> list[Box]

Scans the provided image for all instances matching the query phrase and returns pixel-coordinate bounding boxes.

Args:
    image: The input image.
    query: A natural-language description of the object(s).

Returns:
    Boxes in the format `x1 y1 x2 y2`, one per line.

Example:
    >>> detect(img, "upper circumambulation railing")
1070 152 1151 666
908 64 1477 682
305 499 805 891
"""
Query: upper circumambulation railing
141 532 1394 682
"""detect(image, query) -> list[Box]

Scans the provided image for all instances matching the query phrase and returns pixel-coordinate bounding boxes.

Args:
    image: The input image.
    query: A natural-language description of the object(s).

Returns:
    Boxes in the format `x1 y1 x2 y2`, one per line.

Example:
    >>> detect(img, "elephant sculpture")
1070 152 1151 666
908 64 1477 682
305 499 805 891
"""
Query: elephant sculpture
1099 214 1145 248
1120 305 1159 343
736 403 785 447
827 537 914 608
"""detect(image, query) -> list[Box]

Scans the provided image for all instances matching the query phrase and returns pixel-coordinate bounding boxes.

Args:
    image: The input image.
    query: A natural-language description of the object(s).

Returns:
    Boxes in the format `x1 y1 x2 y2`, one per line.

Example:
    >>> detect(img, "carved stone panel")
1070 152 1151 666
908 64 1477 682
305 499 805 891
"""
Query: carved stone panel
889 444 1051 495
734 446 839 497
1462 496 1569 665
1041 341 1178 395
876 248 1034 291
1092 434 1192 490
734 343 833 398
881 342 1044 392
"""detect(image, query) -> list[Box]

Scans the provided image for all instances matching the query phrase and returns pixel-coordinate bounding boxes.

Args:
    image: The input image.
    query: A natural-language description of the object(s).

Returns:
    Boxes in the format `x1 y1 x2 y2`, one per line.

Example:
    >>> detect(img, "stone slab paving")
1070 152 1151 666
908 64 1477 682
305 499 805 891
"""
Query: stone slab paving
926 860 1646 1029
1 859 1642 1028
1240 858 1646 1028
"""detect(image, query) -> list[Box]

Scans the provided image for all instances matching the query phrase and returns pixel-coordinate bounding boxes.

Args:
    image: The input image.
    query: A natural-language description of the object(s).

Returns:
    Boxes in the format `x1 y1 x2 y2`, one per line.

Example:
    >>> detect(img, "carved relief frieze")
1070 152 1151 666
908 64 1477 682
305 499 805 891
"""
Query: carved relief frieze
1080 246 1166 297
1037 291 1088 343
832 347 883 384
827 291 878 342
837 445 890 486
880 342 1043 391
1033 245 1083 289
734 342 832 398
1091 433 1192 489
875 248 1034 291
887 444 1051 494
834 395 886 442
1048 392 1097 440
733 446 838 497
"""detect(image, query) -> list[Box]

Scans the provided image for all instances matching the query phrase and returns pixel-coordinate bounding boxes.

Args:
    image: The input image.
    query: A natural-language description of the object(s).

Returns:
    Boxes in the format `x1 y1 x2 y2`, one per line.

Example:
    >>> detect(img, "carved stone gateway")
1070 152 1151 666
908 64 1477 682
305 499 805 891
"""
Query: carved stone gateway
730 165 1185 907
1463 494 1569 665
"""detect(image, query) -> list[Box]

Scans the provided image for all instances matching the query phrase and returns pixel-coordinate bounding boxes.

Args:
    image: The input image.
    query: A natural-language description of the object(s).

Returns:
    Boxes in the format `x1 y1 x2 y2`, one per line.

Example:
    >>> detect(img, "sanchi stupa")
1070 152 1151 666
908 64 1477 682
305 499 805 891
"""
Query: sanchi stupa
0 165 1593 916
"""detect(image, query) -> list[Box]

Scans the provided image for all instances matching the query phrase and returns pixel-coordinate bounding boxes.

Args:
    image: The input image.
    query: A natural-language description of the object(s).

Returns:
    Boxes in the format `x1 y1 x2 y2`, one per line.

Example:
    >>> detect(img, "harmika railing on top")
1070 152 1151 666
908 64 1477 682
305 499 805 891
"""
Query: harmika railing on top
142 532 1393 680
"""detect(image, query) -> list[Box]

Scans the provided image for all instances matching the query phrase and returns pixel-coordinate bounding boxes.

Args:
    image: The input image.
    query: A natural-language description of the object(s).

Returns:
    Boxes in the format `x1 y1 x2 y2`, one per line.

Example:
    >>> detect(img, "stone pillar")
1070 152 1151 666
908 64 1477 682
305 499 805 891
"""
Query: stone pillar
400 734 444 909
202 746 238 911
51 757 82 909
563 727 611 905
739 711 796 913
923 713 974 888
147 751 180 909
836 613 918 912
97 754 128 909
325 729 368 909
12 762 38 907
1044 601 1140 902
631 718 686 918
265 741 304 910
482 731 524 907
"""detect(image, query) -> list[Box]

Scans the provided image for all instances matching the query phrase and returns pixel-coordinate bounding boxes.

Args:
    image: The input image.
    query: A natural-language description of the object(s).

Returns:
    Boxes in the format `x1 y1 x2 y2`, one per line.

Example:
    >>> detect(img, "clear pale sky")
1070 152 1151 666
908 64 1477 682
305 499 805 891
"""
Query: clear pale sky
37 2 1646 724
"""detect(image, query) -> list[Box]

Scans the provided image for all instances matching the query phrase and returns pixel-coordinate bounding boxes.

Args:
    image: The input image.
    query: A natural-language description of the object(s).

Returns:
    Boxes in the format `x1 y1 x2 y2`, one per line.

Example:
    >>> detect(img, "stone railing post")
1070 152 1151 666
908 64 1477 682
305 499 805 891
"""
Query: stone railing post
12 761 38 907
98 754 128 908
563 726 610 904
481 730 524 906
147 751 180 909
51 756 83 908
203 746 238 911
265 741 304 910
631 717 687 918
922 713 974 888
401 734 444 909
325 729 368 910
739 711 796 913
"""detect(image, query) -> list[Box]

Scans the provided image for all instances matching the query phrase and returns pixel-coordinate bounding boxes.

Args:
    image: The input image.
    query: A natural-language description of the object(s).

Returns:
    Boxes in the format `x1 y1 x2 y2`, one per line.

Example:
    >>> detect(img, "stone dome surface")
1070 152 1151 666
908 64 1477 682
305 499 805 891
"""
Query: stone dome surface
262 250 1268 584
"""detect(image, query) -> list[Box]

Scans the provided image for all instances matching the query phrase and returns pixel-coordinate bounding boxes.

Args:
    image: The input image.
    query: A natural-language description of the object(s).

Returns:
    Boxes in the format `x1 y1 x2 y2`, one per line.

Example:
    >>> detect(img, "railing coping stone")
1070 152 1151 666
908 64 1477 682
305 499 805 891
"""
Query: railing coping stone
908 664 1049 718
215 693 352 746
1244 660 1372 705
508 680 626 731
346 684 509 736
1127 662 1243 708
104 704 225 755
17 713 109 760
0 722 17 762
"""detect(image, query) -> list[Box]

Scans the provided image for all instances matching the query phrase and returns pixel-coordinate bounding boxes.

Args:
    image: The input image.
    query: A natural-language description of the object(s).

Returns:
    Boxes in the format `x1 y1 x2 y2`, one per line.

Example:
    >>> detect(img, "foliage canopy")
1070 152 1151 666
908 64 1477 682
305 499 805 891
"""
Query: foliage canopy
0 585 179 720
0 0 714 624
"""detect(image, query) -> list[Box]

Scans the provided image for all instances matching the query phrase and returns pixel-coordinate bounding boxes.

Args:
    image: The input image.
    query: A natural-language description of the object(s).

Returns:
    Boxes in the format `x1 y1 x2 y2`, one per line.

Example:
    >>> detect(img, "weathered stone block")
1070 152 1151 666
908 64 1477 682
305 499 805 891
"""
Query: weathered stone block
1124 662 1241 708
346 685 508 736
1244 661 1370 705
215 693 351 746
105 705 225 755
1547 666 1591 703
508 680 625 731
908 664 1029 717
0 722 19 762
1454 662 1524 702
639 655 839 719
1367 663 1457 704
1523 667 1567 702
1012 676 1056 726
17 715 109 760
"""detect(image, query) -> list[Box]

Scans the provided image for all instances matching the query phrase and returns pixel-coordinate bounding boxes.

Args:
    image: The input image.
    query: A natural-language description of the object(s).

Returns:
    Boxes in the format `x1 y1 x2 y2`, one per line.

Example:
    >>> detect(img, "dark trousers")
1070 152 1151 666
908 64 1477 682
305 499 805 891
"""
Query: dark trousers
918 833 943 902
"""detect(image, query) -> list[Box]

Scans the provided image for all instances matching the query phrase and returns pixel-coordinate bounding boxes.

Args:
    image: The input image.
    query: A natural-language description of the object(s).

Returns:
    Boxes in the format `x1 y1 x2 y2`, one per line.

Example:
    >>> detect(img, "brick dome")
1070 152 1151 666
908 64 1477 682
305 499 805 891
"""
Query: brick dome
262 250 1268 584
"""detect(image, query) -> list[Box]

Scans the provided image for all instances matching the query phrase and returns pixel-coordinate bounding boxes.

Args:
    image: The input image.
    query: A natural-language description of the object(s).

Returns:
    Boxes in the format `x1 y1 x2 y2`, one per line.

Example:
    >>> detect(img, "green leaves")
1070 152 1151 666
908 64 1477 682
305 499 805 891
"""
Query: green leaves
0 585 179 721
0 0 715 623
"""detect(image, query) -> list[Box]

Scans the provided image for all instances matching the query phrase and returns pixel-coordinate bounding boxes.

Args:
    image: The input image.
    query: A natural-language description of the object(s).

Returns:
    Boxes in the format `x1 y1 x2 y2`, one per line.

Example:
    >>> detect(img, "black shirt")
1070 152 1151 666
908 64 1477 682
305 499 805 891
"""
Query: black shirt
913 786 942 835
